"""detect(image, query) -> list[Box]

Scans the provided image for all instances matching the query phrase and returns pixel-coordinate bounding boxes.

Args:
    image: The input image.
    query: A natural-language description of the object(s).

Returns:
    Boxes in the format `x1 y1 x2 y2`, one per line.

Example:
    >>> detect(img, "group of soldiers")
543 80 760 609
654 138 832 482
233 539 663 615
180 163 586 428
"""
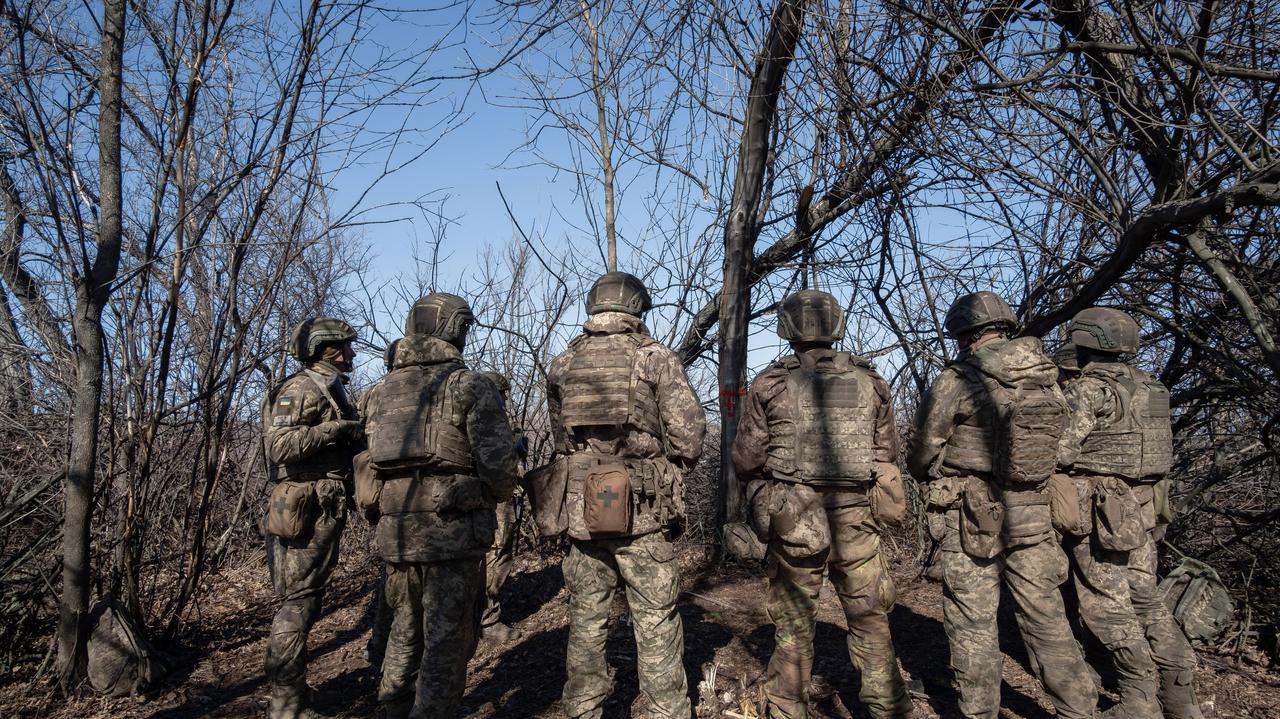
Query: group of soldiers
258 271 1199 719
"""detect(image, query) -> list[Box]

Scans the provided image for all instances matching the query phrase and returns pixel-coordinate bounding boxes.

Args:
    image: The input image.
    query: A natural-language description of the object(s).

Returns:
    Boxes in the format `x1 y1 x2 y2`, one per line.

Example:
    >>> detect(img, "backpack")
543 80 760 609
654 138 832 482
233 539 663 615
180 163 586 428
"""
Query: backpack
1158 557 1234 643
86 593 166 696
958 337 1069 485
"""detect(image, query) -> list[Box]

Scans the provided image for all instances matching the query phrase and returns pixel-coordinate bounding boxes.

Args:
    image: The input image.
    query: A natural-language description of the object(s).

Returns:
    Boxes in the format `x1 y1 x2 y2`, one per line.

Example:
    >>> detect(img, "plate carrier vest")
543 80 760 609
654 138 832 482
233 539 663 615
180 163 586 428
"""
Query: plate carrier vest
1076 363 1173 481
367 360 474 474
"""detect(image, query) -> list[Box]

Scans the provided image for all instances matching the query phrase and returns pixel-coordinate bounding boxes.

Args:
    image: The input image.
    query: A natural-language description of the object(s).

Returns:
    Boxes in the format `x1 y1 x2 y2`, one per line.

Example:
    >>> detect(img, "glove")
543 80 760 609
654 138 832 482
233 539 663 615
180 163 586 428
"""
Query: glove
320 419 364 443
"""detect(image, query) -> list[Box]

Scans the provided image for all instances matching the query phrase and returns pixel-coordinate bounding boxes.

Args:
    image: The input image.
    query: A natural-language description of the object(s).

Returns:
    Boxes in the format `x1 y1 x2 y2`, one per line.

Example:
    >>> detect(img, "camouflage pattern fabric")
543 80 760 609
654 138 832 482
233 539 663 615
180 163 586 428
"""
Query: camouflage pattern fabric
1064 530 1162 717
482 497 517 628
763 503 911 719
366 562 392 667
561 532 689 719
937 508 1096 719
909 339 1096 719
262 361 360 718
1059 365 1201 718
732 347 909 718
377 557 485 719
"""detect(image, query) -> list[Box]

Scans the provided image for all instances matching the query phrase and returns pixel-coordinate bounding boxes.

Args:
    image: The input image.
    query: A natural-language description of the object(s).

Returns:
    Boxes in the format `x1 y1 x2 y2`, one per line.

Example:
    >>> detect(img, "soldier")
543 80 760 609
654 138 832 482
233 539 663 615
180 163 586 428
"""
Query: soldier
362 293 518 718
262 317 364 719
547 271 706 719
478 370 527 643
731 290 913 719
1057 308 1201 719
1054 342 1082 388
907 292 1096 719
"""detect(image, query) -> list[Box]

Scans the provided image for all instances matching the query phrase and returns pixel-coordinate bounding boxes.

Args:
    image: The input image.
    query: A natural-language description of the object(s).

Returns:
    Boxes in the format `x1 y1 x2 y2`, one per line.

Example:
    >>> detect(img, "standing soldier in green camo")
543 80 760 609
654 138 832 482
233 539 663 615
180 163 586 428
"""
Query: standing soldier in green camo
362 293 518 718
547 271 706 719
1057 308 1201 719
907 292 1096 719
731 290 913 719
262 317 364 719
478 370 527 643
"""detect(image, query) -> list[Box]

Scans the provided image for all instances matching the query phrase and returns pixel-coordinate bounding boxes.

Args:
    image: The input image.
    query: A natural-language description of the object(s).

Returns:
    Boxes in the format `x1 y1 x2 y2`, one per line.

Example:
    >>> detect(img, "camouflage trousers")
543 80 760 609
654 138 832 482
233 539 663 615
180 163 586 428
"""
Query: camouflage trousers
366 561 392 667
1065 534 1161 717
764 503 911 719
938 508 1096 719
378 557 484 719
1129 532 1201 719
562 531 690 719
264 479 346 716
482 499 517 628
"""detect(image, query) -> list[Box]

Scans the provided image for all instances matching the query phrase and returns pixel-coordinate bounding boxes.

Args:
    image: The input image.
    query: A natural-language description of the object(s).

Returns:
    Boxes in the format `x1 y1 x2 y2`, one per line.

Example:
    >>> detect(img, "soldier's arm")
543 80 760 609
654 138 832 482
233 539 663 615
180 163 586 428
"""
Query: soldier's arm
462 373 519 502
265 379 347 465
1057 377 1111 469
906 368 963 482
649 346 707 468
730 373 774 481
870 371 900 463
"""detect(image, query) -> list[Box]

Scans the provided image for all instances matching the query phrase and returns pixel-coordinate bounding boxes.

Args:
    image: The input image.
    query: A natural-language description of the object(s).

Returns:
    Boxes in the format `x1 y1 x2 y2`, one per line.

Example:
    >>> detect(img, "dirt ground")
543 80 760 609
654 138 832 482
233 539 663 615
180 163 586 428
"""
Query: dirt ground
4 543 1279 719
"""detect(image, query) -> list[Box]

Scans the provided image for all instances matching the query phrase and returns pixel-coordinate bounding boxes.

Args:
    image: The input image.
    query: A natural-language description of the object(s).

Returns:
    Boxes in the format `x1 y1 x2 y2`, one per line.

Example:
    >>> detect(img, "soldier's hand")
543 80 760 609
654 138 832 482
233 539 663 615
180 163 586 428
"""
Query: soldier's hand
321 419 364 443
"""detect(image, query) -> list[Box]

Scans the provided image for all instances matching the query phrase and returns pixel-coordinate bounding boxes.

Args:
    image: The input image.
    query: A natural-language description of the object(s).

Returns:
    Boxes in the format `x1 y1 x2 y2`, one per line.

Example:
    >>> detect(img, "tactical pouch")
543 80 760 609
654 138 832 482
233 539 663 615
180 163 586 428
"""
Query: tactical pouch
770 482 831 559
1001 488 1052 547
960 479 1004 559
870 462 907 526
1094 478 1145 552
265 480 316 540
525 457 570 536
1153 477 1176 525
1048 473 1089 537
583 463 631 536
353 450 382 512
925 477 963 542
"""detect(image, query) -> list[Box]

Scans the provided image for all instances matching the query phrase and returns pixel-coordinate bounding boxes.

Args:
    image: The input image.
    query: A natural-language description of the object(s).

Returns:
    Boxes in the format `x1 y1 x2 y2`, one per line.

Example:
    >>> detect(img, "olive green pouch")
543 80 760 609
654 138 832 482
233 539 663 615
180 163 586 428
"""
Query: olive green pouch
960 479 1004 559
265 480 315 540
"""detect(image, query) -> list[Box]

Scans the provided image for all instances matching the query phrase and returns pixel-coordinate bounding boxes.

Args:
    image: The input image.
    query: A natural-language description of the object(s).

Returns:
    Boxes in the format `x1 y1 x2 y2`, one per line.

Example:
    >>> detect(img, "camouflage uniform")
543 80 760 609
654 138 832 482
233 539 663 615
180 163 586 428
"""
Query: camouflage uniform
480 372 526 637
908 337 1096 719
263 360 362 718
547 309 706 719
732 347 912 719
363 331 518 718
1059 361 1199 719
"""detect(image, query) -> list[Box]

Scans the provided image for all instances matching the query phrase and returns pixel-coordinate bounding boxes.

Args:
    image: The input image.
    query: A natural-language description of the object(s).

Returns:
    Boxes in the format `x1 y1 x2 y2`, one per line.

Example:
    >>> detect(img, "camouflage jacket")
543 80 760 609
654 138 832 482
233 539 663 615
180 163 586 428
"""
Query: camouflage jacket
1057 365 1122 470
363 334 518 562
907 337 1004 483
265 361 362 482
732 348 898 504
547 312 706 468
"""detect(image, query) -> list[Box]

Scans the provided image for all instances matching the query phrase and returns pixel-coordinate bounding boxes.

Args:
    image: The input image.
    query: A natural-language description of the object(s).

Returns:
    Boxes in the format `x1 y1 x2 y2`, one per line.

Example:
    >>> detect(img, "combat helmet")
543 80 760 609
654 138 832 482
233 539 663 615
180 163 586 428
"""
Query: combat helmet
480 370 511 395
777 290 846 344
944 291 1017 338
406 292 474 345
586 272 651 316
288 317 357 362
383 338 402 371
1070 307 1139 355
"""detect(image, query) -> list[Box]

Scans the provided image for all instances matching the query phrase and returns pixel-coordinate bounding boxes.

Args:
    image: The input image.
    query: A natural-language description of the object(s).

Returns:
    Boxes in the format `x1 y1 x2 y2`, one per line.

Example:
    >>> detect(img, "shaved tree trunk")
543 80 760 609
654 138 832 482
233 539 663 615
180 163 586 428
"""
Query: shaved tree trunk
56 0 126 689
718 0 808 553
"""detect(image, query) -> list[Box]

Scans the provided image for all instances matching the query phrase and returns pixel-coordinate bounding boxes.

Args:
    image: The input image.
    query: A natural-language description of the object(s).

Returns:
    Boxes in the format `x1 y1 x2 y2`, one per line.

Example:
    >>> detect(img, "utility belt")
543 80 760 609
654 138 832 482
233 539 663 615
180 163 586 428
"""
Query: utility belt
262 477 347 541
1054 472 1161 551
275 464 352 483
377 470 491 515
525 450 673 539
924 475 1053 559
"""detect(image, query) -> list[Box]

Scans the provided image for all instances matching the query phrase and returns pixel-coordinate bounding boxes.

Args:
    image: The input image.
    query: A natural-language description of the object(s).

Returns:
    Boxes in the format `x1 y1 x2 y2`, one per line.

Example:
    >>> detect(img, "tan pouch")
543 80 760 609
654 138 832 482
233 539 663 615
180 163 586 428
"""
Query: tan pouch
265 480 315 540
1048 473 1087 536
1094 479 1145 552
352 451 382 512
870 462 907 526
1153 477 1175 525
960 479 1004 559
525 457 569 537
583 463 631 536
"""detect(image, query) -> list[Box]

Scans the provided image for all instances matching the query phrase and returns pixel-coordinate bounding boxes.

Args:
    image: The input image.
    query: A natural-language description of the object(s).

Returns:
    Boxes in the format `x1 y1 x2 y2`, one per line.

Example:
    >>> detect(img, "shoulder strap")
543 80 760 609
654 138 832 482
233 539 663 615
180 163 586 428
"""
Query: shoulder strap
303 368 346 418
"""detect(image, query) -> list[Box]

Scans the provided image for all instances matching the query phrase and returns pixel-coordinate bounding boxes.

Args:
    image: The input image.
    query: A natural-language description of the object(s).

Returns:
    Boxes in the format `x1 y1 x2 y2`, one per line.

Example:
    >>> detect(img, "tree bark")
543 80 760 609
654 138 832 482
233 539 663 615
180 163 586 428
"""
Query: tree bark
56 0 126 690
718 0 809 551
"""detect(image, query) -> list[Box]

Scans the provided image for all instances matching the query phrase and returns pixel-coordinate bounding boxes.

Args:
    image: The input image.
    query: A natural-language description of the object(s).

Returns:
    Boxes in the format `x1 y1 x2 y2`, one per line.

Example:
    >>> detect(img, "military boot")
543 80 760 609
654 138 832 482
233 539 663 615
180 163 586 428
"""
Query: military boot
268 684 332 719
481 621 521 644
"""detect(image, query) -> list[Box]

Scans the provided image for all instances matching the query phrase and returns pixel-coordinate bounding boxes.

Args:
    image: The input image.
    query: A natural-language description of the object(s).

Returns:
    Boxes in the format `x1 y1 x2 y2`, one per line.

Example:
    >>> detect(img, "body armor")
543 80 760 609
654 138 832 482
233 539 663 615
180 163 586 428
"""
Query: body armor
367 361 474 473
765 352 877 486
557 333 663 440
1075 363 1173 480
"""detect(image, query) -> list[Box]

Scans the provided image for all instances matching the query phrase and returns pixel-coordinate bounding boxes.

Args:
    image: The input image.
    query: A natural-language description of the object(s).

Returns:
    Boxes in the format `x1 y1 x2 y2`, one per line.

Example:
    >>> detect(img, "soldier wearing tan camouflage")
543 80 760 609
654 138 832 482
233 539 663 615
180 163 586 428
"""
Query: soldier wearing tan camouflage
262 317 364 719
478 370 527 644
362 293 518 719
908 292 1096 719
547 272 706 719
732 290 913 719
1058 308 1201 719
